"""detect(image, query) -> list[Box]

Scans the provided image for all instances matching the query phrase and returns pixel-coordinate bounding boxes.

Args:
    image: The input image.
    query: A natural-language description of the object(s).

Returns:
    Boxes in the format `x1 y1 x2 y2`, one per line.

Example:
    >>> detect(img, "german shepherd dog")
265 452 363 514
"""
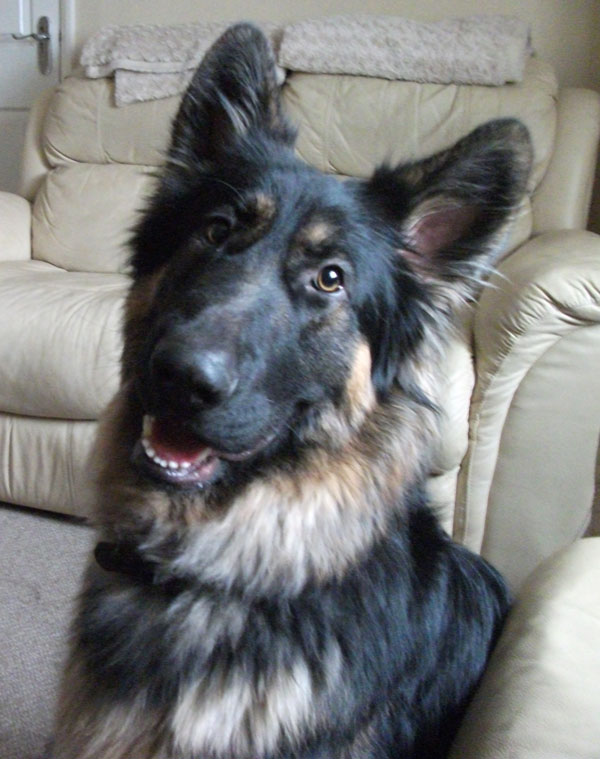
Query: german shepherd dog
50 23 532 759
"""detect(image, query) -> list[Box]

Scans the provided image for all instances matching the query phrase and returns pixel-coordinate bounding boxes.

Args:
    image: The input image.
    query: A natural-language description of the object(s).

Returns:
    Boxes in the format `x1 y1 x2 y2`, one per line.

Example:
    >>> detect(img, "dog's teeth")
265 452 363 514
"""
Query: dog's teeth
142 439 172 469
140 419 213 472
142 439 155 457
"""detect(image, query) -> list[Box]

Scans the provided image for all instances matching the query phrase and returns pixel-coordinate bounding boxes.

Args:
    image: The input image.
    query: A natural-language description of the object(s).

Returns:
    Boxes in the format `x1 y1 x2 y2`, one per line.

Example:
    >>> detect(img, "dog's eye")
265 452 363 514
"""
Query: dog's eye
204 216 233 246
315 265 344 293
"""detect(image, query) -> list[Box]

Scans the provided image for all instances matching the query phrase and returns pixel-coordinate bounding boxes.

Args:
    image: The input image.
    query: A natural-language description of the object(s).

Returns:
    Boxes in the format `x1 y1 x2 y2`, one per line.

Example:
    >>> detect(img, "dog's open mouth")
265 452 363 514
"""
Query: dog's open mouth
135 415 272 487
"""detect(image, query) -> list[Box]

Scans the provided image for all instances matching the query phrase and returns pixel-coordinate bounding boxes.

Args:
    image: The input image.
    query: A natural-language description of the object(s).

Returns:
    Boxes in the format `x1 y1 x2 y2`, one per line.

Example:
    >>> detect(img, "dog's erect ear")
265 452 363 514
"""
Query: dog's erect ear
169 23 293 166
365 119 532 299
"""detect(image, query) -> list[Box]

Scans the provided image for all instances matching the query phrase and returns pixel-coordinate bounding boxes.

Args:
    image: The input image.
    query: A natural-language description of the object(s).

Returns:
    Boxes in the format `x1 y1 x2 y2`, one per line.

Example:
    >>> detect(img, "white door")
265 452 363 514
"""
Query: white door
0 0 61 193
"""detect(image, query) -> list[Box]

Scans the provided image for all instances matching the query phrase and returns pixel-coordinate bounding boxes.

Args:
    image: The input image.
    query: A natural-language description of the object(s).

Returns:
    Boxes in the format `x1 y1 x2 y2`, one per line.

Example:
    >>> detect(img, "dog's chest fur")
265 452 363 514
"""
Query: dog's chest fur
77 492 460 759
78 524 415 759
93 583 343 756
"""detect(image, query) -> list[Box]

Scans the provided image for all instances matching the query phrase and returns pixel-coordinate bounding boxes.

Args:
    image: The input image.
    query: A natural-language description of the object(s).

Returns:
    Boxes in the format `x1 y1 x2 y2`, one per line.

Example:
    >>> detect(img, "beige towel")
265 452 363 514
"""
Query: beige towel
81 15 532 107
279 15 532 85
81 21 284 106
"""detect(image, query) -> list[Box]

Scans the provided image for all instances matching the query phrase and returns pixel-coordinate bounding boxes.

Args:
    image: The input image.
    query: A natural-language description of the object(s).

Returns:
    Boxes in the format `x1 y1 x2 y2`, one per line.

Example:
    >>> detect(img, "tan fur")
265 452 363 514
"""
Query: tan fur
297 219 336 248
93 330 441 593
52 650 170 759
343 340 377 428
91 386 193 537
60 404 437 756
171 643 342 756
253 191 276 224
143 395 437 599
167 445 383 594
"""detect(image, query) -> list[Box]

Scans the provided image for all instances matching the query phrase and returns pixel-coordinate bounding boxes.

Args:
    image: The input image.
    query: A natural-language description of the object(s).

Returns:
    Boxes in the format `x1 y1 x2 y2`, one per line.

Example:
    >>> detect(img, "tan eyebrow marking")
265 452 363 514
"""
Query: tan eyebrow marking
252 192 276 224
299 220 336 247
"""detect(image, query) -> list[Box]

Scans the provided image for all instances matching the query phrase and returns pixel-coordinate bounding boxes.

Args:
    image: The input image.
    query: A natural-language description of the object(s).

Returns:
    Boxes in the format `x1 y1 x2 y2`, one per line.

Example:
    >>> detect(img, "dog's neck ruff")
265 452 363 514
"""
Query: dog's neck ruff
94 540 188 595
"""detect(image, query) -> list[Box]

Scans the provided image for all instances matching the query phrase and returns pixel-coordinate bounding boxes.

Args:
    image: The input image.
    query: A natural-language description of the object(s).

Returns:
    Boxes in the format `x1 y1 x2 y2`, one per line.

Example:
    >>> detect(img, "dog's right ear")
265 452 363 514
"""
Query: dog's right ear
168 23 294 167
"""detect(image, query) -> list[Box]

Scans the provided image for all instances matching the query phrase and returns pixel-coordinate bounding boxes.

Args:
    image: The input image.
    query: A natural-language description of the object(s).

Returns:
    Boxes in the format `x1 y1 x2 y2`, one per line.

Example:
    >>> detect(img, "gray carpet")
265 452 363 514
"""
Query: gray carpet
0 503 93 759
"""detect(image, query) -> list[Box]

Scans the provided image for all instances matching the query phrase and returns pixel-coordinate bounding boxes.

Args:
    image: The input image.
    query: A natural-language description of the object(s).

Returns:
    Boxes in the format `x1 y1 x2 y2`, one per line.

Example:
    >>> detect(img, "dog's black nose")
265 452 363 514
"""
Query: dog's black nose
151 341 238 408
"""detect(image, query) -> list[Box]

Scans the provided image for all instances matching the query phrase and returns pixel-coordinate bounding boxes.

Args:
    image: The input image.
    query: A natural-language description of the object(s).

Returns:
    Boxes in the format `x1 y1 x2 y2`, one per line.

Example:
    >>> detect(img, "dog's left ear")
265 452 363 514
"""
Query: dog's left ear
364 119 532 300
169 23 293 167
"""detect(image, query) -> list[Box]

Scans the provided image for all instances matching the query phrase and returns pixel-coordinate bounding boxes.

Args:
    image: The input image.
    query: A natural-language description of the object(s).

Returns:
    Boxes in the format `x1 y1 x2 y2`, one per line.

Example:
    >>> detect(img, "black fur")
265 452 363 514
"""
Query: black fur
52 22 532 759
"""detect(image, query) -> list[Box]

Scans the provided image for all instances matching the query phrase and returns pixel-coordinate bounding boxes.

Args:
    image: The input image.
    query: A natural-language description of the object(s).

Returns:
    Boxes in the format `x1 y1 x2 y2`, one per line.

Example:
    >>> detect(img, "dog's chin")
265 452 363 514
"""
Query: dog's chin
131 414 278 490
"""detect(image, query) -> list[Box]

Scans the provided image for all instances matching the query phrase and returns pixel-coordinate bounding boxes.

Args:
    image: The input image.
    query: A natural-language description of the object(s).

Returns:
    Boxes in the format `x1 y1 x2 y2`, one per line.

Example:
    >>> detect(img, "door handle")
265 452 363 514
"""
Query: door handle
11 32 50 42
8 16 52 75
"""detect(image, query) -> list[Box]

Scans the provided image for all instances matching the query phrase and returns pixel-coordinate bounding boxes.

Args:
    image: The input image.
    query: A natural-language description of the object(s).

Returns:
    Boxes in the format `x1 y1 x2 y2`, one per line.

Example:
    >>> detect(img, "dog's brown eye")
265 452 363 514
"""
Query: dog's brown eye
204 217 232 246
315 265 344 293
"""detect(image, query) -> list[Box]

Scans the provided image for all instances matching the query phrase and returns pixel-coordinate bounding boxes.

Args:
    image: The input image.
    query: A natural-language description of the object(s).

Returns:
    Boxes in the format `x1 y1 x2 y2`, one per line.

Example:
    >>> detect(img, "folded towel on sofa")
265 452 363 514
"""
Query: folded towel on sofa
81 15 532 107
81 21 284 106
279 15 532 86
113 70 190 106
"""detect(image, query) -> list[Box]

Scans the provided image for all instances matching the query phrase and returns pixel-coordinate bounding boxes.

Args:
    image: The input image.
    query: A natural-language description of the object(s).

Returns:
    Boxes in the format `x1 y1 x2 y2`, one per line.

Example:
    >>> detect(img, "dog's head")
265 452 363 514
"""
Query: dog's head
120 23 531 498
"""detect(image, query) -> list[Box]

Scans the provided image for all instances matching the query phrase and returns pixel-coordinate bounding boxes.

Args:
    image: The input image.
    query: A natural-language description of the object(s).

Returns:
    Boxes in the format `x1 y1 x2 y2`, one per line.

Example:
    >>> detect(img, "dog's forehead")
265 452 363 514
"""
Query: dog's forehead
279 172 356 245
232 158 362 261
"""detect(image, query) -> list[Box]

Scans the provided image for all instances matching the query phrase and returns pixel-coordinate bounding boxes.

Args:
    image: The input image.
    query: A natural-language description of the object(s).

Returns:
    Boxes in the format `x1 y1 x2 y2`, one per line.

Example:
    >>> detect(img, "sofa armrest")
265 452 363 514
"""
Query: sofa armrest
0 192 32 261
455 230 600 589
450 538 600 758
532 87 600 233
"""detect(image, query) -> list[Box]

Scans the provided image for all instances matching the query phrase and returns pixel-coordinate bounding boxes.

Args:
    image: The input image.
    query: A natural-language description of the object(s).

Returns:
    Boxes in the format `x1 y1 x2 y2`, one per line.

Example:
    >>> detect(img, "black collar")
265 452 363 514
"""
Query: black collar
94 540 187 595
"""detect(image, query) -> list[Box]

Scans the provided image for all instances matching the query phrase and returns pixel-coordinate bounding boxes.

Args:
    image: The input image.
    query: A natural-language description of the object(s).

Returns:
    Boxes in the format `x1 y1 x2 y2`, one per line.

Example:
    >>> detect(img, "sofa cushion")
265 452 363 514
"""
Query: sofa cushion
32 163 155 272
283 58 557 256
283 58 556 188
0 260 126 419
43 76 177 168
0 413 97 517
37 59 556 273
449 538 600 758
44 59 557 182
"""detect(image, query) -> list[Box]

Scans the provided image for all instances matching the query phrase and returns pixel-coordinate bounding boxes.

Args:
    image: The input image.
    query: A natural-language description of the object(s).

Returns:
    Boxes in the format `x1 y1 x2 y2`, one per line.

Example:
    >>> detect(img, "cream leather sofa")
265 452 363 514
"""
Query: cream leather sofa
1 58 599 594
1 52 600 757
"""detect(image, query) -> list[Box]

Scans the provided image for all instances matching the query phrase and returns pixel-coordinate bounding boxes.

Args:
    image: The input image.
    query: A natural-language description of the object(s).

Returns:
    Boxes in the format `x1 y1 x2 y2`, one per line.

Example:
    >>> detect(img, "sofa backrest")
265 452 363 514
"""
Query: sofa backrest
27 58 559 274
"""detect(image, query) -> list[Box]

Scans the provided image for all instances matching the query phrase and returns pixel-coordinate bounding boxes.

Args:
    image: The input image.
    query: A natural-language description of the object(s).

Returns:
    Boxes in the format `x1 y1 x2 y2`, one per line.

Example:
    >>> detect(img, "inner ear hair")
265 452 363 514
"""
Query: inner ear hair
404 197 481 259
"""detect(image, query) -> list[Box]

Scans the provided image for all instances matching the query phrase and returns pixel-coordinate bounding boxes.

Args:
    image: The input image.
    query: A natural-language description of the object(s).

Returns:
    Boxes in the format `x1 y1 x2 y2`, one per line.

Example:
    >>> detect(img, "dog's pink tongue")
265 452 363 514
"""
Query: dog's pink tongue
146 416 211 466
